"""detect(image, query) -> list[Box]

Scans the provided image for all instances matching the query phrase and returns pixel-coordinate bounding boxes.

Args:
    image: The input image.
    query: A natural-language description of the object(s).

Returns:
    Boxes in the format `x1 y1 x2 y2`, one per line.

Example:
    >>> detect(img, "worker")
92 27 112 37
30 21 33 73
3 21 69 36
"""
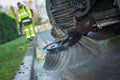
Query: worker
17 2 35 41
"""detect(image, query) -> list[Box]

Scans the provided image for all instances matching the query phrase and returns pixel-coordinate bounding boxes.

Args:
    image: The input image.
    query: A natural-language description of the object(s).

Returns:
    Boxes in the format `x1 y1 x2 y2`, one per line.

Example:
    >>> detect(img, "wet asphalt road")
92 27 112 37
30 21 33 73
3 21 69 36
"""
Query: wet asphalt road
34 31 120 80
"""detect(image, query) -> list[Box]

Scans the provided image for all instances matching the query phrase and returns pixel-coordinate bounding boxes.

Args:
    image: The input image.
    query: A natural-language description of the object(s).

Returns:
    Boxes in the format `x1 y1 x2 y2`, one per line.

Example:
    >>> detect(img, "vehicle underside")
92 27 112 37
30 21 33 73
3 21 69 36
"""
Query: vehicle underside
46 0 120 38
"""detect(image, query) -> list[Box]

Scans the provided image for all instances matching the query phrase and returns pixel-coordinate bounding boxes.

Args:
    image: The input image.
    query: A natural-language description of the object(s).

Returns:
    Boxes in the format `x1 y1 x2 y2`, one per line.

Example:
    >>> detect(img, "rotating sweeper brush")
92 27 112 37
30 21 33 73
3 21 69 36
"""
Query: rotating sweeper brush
43 32 101 71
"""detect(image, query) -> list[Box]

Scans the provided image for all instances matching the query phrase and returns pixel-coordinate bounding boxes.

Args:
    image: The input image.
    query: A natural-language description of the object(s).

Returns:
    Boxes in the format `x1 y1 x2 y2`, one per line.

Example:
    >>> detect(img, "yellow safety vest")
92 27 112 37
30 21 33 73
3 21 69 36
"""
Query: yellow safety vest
18 5 32 22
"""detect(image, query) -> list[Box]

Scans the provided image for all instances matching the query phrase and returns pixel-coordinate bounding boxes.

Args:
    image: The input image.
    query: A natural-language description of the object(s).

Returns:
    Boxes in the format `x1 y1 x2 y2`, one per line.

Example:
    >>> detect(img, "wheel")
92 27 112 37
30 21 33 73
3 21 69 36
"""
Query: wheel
46 0 67 38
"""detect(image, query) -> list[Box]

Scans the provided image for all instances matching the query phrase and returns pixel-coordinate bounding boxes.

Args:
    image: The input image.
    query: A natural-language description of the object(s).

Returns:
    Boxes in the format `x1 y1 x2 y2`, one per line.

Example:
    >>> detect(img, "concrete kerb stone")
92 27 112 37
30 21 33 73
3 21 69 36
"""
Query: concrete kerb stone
14 37 36 80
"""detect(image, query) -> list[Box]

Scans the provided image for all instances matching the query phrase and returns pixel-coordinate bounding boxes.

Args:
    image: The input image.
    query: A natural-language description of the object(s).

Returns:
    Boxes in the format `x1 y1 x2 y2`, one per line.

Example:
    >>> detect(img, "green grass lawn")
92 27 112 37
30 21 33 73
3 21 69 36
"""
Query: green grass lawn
0 36 30 80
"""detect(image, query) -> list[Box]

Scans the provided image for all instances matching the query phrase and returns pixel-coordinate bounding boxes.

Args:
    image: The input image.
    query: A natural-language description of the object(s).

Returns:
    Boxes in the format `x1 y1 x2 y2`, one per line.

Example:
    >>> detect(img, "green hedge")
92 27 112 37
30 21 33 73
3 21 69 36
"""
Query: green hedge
0 12 18 44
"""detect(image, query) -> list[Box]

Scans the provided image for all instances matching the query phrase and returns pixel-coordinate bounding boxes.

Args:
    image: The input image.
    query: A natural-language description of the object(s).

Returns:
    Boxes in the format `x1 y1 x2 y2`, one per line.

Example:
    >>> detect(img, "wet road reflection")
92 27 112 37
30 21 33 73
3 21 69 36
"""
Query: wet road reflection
34 31 120 80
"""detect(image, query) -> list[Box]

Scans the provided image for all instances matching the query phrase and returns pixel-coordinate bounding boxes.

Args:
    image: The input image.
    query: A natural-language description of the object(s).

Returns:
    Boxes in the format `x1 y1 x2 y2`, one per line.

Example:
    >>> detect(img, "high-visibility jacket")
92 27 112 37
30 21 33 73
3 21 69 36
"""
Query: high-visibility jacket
18 5 32 22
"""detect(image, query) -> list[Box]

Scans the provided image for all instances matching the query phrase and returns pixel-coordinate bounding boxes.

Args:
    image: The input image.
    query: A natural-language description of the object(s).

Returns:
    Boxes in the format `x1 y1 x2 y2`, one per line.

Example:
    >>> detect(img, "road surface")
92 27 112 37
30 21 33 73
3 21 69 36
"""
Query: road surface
34 31 120 80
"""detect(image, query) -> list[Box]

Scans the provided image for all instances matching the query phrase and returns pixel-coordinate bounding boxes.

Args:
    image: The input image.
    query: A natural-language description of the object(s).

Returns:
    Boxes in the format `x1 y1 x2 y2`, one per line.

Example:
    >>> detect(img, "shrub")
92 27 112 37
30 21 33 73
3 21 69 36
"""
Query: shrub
9 6 17 20
0 12 18 44
33 17 42 26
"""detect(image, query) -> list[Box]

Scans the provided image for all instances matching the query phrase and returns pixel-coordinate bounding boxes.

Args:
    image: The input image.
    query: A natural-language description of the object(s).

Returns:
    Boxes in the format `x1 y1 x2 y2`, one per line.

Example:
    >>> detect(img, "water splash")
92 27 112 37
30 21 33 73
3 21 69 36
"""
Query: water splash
44 42 96 71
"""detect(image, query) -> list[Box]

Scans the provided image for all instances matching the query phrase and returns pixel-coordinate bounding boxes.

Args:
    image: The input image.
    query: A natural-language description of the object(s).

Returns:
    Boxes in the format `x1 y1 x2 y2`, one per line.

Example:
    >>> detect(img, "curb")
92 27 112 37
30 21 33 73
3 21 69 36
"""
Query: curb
14 39 36 80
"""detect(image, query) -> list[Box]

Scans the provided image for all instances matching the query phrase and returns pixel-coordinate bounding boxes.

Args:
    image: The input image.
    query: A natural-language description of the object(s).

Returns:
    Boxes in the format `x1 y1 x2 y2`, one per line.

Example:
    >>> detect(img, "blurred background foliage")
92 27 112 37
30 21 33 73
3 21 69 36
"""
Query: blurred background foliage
0 11 18 44
33 16 42 26
9 6 17 20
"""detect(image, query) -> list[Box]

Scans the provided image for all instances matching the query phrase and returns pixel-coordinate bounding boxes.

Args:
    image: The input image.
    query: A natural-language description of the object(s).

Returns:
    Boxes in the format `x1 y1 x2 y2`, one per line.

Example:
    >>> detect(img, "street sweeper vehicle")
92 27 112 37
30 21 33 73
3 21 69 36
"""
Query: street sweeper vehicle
46 0 120 37
43 0 120 70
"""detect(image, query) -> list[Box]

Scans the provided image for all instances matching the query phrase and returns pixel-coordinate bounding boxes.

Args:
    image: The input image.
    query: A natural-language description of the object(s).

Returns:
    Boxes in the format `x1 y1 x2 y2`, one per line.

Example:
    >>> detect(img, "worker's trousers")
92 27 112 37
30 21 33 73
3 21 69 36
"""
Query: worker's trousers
24 23 35 39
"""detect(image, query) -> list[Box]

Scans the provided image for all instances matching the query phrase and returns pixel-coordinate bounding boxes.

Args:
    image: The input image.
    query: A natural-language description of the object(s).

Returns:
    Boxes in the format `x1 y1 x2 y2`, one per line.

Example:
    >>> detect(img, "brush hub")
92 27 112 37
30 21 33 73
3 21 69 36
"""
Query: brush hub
44 42 64 53
46 43 59 50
